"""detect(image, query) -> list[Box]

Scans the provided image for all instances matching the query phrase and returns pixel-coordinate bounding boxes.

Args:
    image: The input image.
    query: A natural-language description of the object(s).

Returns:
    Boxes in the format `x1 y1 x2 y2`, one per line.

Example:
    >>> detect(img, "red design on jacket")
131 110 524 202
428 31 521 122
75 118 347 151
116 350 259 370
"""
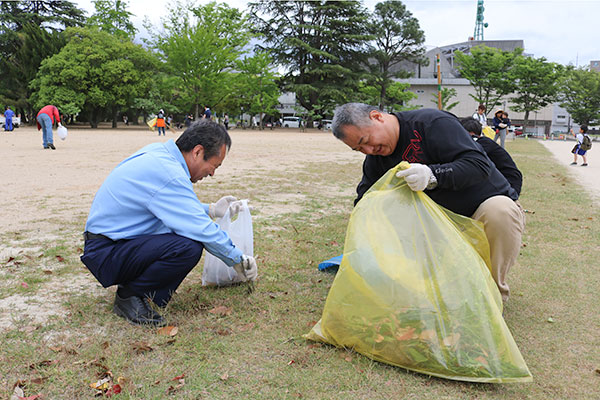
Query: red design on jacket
402 130 424 163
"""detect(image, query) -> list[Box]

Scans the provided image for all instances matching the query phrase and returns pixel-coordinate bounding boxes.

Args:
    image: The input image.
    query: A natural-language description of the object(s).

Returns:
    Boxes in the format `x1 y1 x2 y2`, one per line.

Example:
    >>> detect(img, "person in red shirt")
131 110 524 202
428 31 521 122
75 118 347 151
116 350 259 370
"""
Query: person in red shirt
36 105 62 150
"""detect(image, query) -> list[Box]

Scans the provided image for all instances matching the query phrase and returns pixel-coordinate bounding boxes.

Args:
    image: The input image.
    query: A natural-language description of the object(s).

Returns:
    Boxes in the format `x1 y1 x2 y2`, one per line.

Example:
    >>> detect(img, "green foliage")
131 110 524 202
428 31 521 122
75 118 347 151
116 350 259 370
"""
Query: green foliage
454 45 522 113
0 0 85 121
148 1 251 118
366 0 426 110
87 0 137 39
430 87 459 111
235 51 281 128
359 80 417 112
30 27 159 127
249 0 372 125
509 56 564 128
558 67 600 125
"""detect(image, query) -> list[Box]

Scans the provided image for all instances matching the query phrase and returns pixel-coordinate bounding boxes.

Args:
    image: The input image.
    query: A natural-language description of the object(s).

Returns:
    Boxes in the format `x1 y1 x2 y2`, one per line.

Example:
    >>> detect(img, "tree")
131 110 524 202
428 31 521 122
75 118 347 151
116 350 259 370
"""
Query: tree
454 45 522 113
30 27 158 128
559 67 600 125
509 55 564 132
358 80 416 112
0 0 85 121
430 87 459 111
249 0 372 126
87 0 136 39
367 0 426 110
148 1 251 118
235 51 281 129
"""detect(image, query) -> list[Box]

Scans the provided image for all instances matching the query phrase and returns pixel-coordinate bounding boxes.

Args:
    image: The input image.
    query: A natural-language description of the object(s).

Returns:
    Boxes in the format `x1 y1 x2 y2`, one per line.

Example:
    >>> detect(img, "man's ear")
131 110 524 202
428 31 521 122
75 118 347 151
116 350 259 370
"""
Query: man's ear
193 144 205 160
369 109 384 123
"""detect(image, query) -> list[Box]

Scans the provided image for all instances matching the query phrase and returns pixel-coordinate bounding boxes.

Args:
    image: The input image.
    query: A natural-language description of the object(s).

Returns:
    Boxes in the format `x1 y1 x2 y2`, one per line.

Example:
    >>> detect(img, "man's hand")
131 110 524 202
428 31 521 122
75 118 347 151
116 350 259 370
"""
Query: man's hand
233 255 258 282
395 163 436 191
208 195 237 219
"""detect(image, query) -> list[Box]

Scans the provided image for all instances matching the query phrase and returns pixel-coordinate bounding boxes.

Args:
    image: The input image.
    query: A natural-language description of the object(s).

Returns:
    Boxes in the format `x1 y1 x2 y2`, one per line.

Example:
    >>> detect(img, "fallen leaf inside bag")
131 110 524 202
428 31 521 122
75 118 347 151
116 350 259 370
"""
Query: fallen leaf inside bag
305 162 532 383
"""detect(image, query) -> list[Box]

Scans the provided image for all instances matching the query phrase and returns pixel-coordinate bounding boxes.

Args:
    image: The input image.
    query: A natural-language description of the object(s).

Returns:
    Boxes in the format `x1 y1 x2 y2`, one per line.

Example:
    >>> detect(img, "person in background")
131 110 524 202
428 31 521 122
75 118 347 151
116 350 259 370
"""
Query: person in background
492 109 508 148
570 125 590 166
37 105 62 150
460 118 522 195
472 104 487 127
155 109 166 136
203 105 212 120
224 113 229 130
332 103 524 302
3 106 15 131
81 120 258 326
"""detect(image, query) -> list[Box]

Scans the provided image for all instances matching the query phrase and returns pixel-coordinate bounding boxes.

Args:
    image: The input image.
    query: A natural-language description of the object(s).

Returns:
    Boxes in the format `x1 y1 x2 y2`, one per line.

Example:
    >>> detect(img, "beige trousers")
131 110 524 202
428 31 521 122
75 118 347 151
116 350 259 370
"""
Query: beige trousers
471 196 525 302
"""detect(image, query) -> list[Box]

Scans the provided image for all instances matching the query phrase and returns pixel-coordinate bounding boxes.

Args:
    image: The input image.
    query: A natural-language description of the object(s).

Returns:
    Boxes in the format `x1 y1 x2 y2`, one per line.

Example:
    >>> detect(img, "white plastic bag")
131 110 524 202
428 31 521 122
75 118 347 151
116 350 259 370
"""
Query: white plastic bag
202 199 253 286
57 125 68 140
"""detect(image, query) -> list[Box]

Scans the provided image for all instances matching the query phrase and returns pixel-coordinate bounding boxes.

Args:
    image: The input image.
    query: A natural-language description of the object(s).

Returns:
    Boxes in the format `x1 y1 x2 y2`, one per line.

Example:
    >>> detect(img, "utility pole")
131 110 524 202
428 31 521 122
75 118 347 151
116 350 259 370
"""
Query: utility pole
437 53 442 110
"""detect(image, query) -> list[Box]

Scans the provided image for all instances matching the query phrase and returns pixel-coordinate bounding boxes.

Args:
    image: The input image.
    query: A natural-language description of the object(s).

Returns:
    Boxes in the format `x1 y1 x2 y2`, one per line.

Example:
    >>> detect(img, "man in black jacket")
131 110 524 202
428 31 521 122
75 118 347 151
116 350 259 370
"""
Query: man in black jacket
332 103 525 302
460 118 522 195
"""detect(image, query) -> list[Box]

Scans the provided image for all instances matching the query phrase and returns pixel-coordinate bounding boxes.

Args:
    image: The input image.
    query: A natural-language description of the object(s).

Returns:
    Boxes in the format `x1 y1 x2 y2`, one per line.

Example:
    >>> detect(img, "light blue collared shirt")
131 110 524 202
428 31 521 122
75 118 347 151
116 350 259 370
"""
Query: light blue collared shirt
85 140 243 266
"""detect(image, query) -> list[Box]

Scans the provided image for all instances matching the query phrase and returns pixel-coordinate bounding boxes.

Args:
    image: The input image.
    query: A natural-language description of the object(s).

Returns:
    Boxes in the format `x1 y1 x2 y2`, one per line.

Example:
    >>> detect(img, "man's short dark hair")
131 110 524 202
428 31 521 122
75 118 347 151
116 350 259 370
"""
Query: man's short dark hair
460 117 482 136
331 103 381 139
580 124 588 133
176 120 231 160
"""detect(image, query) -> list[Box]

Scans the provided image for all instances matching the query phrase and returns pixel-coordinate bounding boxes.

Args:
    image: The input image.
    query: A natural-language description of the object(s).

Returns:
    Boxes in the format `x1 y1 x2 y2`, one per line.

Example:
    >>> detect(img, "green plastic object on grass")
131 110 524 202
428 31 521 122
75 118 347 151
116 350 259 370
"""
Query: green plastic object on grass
305 162 532 383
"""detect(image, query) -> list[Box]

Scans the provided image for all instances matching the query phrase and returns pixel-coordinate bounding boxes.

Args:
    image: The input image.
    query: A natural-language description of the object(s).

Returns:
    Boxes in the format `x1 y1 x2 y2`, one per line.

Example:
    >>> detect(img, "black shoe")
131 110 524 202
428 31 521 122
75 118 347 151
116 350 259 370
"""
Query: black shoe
48 143 56 150
570 162 577 165
113 293 166 326
43 146 49 149
581 163 588 166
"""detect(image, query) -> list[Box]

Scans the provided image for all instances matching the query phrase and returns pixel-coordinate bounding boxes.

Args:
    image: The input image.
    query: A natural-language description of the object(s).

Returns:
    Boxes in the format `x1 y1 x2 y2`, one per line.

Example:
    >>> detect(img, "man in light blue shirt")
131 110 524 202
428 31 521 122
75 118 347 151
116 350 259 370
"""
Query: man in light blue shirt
81 120 257 326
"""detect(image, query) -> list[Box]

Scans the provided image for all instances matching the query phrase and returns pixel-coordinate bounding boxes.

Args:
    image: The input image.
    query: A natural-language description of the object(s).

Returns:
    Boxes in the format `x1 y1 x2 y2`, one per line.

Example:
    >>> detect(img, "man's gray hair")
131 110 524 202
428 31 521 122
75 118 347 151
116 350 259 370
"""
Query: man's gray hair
331 103 381 139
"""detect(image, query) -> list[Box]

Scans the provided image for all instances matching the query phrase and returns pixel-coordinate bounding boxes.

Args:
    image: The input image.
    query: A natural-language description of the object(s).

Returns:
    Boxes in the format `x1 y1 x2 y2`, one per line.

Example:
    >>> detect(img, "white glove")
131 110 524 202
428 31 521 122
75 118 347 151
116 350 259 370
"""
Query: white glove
228 200 254 217
58 122 63 128
208 195 237 219
395 163 436 192
233 255 258 282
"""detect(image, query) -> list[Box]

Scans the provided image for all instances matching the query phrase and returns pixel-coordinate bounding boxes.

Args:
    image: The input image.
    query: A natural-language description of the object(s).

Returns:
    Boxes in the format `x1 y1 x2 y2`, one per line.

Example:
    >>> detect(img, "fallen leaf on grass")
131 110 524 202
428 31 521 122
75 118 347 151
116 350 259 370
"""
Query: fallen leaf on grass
547 317 555 323
42 270 53 275
215 328 231 336
29 360 58 369
157 326 178 337
7 256 15 263
90 377 111 390
595 368 600 375
570 218 579 221
56 255 65 262
10 385 42 400
344 355 353 362
132 341 153 354
208 306 232 316
105 383 121 397
238 323 255 332
48 346 78 355
20 282 29 288
219 372 230 381
167 375 185 395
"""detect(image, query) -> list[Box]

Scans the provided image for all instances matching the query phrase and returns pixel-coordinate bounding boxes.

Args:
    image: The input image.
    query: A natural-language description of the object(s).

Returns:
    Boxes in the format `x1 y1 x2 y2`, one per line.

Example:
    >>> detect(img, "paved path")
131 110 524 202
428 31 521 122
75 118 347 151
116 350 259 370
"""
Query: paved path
540 139 599 203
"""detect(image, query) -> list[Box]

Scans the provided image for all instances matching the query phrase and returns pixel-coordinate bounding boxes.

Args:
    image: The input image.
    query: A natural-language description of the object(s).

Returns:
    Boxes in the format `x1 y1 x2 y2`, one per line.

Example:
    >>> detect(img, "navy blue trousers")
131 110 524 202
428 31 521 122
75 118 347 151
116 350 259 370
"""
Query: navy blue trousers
81 233 204 306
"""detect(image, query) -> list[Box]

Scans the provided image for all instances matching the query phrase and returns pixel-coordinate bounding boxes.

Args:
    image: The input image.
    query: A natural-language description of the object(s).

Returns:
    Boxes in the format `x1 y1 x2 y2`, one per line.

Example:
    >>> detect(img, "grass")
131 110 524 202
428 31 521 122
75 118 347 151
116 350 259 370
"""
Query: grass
1 139 599 399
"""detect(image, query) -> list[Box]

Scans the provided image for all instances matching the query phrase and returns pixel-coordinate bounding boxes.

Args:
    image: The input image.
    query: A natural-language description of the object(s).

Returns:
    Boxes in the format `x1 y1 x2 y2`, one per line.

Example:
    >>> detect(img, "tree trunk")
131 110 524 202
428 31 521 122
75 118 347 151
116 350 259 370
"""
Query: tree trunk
523 110 530 137
112 107 118 128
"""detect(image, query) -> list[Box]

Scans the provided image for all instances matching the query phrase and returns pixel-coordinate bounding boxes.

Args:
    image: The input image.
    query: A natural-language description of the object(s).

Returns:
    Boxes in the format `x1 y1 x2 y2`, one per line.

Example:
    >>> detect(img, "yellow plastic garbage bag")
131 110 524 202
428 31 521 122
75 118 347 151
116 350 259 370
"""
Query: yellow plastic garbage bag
482 125 496 139
147 117 157 131
306 162 532 383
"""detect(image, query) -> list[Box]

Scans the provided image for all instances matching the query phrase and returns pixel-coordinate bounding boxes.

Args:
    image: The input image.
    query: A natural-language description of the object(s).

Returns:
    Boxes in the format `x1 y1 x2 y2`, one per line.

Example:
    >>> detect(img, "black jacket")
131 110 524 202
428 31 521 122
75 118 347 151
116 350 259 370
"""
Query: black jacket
473 136 522 195
355 109 518 216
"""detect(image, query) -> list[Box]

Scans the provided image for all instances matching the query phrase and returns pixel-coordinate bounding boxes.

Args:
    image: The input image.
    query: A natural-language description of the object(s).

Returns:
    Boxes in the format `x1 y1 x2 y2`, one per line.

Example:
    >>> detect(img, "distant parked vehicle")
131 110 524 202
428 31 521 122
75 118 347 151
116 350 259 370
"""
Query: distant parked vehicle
321 119 333 130
509 125 523 136
0 115 21 128
282 116 302 128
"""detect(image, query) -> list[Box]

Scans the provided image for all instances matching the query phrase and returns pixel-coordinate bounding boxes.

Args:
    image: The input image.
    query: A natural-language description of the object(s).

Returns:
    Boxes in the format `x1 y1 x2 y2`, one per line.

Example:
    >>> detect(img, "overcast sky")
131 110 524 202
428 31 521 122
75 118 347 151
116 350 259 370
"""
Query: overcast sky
74 0 599 67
